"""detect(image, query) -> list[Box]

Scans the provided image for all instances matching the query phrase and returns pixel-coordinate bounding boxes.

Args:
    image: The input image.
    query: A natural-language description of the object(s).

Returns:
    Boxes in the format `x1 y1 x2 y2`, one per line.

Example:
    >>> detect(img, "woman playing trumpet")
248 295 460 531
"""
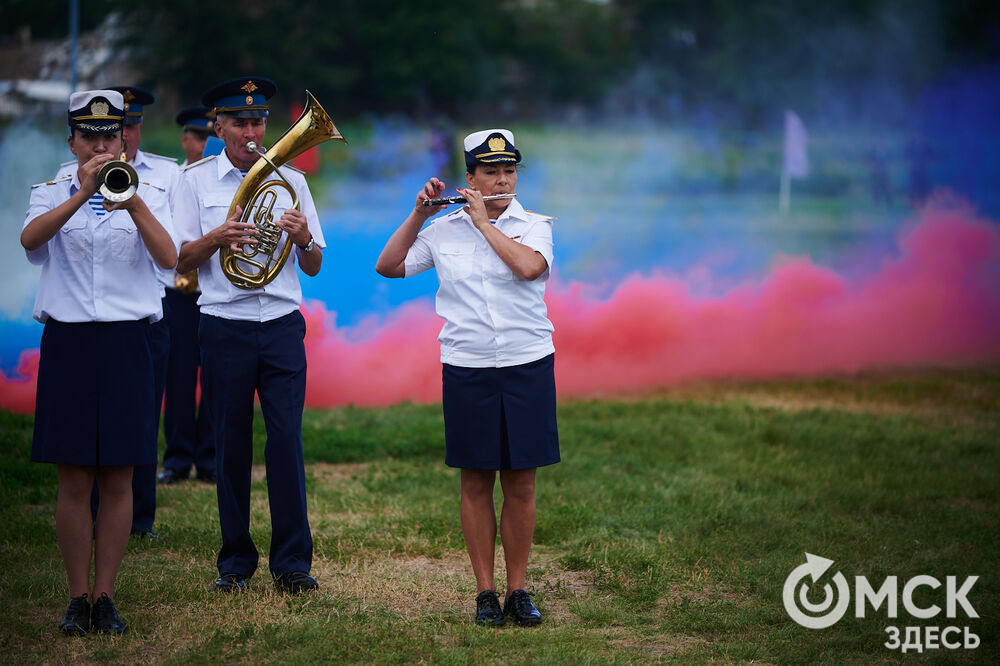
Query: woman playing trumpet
20 90 177 635
377 129 558 626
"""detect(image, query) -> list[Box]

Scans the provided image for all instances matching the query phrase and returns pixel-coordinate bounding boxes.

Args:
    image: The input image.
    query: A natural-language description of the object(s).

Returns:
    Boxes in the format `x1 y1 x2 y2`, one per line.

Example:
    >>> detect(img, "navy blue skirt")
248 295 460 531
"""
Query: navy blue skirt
31 319 157 467
442 354 560 470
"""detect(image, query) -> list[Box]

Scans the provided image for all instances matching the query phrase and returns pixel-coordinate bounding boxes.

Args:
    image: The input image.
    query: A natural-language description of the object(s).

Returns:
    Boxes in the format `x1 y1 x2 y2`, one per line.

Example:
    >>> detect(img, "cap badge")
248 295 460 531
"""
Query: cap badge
488 136 506 151
123 102 130 111
91 100 109 117
122 90 135 102
241 81 258 94
245 95 253 105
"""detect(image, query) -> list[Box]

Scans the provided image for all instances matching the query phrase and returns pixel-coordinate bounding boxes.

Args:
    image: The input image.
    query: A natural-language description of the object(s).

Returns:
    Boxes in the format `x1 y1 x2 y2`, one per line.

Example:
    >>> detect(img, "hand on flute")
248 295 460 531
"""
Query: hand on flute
415 177 446 216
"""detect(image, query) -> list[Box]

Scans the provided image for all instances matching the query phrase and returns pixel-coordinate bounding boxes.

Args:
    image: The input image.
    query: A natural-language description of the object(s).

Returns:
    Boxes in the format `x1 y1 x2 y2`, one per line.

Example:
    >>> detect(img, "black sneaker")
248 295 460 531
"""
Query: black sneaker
130 529 160 540
58 594 90 636
503 589 542 626
474 590 506 626
273 571 318 594
214 573 248 592
157 468 189 484
91 593 127 634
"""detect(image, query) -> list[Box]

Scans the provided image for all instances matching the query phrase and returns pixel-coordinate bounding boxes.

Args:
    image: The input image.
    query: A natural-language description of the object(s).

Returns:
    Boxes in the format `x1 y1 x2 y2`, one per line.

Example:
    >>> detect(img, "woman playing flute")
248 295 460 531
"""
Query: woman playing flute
376 129 558 626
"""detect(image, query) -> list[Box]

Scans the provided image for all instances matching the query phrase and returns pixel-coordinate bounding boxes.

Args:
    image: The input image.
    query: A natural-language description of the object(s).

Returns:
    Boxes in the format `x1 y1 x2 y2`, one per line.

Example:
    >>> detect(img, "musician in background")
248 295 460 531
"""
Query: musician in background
172 77 324 594
111 85 181 537
177 106 216 167
376 129 559 627
157 107 217 486
21 90 176 634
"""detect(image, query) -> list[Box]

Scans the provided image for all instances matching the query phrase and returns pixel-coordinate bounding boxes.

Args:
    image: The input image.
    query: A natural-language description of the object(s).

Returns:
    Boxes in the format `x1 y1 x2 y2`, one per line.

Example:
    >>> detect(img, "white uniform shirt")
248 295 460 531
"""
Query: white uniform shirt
404 198 555 368
134 151 181 293
23 171 176 323
58 151 181 293
171 150 326 322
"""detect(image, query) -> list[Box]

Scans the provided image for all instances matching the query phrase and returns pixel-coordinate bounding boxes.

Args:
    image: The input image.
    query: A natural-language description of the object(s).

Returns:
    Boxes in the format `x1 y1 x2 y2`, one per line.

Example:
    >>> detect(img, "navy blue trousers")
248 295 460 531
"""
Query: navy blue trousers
199 311 312 578
89 302 167 532
162 288 213 475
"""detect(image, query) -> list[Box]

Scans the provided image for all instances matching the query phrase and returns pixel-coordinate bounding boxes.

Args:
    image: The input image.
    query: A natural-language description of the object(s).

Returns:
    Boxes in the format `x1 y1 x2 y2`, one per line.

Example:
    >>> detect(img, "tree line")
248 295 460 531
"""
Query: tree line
3 0 998 126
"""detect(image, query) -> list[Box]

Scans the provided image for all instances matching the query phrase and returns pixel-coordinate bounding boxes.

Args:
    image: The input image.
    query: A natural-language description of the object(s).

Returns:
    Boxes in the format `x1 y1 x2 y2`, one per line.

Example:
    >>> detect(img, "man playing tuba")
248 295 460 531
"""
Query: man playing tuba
173 77 324 594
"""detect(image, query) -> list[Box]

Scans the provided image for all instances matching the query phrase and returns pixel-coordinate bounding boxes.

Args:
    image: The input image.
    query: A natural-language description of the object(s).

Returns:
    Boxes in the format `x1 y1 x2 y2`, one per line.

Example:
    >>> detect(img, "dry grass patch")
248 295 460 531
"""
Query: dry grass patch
312 550 471 619
612 634 708 659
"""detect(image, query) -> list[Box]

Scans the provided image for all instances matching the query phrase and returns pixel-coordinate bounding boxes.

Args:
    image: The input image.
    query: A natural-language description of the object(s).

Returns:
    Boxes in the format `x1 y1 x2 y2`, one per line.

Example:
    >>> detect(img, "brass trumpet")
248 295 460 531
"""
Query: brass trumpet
219 91 346 289
96 149 139 203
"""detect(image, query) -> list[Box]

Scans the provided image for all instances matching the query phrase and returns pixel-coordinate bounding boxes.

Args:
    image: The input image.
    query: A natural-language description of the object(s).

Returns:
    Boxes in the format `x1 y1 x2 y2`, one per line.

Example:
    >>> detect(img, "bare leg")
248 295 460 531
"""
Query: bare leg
56 465 97 598
499 468 536 594
460 469 498 593
93 466 133 599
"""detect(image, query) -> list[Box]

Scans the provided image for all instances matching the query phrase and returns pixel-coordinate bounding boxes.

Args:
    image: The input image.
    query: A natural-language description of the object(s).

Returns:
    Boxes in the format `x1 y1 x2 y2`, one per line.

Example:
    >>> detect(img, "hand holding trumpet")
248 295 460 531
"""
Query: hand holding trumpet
77 152 116 198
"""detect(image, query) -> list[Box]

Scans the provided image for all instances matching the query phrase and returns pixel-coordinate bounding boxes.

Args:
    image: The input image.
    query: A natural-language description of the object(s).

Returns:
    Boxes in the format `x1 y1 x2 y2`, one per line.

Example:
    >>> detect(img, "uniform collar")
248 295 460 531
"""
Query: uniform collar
493 197 526 224
130 149 148 169
216 147 248 180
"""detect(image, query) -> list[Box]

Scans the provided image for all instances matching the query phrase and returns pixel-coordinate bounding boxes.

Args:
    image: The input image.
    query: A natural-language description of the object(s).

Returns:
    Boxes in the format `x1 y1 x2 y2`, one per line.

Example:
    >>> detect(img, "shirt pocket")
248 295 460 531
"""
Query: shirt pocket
200 192 234 230
437 242 477 281
60 215 91 262
109 215 140 263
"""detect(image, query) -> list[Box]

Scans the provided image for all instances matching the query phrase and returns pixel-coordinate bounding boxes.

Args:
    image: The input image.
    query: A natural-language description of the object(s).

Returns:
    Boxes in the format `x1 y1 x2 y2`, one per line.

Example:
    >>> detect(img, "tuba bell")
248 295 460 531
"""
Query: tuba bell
220 91 346 289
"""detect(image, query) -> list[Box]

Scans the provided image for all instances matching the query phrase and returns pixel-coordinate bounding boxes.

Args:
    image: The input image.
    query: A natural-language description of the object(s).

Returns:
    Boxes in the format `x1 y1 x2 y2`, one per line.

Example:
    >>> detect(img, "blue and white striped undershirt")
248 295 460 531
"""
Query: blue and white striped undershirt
239 169 249 178
87 193 106 217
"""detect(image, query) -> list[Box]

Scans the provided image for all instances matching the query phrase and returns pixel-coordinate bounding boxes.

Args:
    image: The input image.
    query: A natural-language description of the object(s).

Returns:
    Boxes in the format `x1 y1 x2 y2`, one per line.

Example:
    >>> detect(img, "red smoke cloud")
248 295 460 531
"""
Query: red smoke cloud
2 204 998 413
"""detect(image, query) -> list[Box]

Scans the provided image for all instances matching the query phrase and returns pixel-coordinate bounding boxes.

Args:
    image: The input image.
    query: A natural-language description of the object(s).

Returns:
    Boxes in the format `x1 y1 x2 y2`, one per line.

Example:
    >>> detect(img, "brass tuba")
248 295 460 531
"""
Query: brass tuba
220 91 346 289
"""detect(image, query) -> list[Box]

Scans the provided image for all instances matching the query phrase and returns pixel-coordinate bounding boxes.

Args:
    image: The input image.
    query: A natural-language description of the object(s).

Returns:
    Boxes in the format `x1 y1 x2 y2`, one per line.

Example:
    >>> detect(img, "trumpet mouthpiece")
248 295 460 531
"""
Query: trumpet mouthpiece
245 141 258 152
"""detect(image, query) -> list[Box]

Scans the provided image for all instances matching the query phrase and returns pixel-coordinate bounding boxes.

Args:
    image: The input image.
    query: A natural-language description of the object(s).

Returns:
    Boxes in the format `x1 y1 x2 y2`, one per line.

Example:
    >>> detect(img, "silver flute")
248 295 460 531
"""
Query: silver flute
422 193 517 207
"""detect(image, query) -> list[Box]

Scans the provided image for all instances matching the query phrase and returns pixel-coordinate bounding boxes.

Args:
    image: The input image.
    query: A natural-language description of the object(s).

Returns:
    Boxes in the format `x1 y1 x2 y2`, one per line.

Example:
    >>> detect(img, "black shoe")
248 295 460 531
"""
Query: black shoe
273 571 318 594
58 594 90 636
91 594 127 635
214 573 247 592
503 589 542 626
131 529 159 540
474 590 506 626
157 468 189 484
195 469 217 483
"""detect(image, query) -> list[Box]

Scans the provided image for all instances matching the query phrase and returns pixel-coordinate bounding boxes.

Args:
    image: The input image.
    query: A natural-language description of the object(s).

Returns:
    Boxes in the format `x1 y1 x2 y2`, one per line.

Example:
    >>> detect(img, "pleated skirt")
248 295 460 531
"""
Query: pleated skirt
31 319 156 466
442 353 559 470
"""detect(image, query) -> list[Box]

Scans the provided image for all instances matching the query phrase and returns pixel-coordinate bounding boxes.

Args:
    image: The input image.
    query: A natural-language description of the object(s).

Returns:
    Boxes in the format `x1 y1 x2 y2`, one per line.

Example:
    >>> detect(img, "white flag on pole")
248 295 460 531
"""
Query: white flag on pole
782 109 809 179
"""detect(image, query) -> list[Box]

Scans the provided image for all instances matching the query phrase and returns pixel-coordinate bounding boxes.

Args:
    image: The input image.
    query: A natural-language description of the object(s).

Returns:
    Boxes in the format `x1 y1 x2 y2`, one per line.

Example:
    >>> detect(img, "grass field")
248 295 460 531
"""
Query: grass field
0 367 997 664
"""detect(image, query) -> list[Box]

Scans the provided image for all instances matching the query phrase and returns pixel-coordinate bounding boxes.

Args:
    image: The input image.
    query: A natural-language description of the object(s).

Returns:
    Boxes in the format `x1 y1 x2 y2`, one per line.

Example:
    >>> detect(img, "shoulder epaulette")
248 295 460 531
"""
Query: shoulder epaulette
140 181 166 193
31 174 73 189
144 152 180 165
524 209 557 221
60 159 75 167
181 155 218 172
